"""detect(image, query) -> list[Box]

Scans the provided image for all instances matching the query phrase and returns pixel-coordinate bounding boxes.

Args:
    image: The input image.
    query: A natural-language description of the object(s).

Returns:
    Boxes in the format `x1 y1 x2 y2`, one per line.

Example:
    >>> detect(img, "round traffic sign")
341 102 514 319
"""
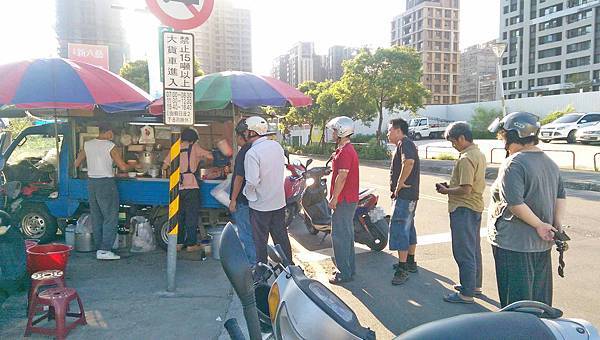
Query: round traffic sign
146 0 214 30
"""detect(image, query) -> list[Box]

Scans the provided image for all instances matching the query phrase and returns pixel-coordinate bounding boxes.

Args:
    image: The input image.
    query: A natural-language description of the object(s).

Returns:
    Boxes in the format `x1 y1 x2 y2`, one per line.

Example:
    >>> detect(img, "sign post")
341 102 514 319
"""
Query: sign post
162 31 195 293
147 0 213 294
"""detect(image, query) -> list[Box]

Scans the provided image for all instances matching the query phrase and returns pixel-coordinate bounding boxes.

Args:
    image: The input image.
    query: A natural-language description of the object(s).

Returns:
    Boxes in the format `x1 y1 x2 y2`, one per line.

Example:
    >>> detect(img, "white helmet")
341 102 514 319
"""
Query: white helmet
245 116 269 136
326 116 354 138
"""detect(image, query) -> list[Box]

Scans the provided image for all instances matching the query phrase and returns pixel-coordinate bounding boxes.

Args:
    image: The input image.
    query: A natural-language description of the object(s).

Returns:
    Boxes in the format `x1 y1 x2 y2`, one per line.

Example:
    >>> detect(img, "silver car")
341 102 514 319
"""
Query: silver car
539 112 600 143
576 122 600 144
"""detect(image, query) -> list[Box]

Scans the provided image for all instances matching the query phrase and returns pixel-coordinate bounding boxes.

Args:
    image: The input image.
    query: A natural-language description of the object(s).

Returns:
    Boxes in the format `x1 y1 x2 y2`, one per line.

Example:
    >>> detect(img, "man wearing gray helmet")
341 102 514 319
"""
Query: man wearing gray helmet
487 112 566 307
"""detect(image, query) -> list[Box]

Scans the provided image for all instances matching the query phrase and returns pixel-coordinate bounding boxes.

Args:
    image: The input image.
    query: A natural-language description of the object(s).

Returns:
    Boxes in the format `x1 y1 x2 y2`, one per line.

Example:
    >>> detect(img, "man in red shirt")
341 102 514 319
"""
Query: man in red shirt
327 116 360 284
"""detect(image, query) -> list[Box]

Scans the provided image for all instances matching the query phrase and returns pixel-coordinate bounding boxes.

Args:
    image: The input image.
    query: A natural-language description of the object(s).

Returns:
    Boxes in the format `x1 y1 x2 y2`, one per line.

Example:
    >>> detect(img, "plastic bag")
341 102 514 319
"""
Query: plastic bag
210 175 232 207
130 216 156 253
76 213 93 234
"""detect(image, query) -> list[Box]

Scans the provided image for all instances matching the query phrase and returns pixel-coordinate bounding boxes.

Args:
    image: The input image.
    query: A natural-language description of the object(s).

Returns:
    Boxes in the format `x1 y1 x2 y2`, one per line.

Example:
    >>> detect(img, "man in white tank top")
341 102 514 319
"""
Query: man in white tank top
75 123 130 260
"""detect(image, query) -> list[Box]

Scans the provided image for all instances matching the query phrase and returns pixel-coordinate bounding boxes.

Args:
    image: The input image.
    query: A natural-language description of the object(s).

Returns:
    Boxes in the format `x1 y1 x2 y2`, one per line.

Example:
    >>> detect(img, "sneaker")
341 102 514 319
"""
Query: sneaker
97 250 121 260
393 262 418 273
392 268 409 285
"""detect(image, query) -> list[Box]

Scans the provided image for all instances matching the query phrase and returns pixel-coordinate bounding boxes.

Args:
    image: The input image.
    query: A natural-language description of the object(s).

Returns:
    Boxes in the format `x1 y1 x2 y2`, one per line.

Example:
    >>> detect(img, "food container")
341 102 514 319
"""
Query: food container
65 225 76 247
148 168 160 178
75 232 94 252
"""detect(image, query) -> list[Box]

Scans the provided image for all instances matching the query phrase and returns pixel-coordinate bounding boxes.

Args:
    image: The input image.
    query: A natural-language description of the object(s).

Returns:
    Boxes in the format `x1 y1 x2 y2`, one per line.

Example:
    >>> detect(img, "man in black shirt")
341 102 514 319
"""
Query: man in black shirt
229 119 256 265
387 118 420 285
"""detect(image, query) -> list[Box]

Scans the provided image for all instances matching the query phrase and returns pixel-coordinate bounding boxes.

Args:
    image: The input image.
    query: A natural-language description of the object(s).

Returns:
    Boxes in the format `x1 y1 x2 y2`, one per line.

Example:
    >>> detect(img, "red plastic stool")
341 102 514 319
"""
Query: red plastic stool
28 270 66 314
24 287 87 340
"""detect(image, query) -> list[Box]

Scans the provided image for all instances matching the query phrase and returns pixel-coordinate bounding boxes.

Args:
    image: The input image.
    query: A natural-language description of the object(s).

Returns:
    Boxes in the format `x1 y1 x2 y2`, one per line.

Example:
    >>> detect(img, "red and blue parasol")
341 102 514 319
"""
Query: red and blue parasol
0 58 153 113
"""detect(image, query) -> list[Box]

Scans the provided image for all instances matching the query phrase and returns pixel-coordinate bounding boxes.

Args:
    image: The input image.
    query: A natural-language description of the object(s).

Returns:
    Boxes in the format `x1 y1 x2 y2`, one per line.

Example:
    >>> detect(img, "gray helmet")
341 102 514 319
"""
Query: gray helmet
488 112 541 138
326 116 354 138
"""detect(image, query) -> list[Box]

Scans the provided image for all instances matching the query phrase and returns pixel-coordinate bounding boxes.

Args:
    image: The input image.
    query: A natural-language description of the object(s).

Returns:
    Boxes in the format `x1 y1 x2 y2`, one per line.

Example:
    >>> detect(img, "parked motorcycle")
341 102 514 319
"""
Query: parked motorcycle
283 158 308 228
219 222 600 340
298 157 388 251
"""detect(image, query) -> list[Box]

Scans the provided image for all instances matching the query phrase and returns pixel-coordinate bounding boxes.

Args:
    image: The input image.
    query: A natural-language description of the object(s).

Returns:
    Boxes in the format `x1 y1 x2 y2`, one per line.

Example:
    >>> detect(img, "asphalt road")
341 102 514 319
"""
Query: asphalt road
288 155 600 339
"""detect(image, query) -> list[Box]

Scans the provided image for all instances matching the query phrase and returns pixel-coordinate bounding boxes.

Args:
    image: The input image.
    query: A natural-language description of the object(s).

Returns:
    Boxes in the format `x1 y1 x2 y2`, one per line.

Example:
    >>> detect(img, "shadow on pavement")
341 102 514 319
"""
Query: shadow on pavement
333 249 499 335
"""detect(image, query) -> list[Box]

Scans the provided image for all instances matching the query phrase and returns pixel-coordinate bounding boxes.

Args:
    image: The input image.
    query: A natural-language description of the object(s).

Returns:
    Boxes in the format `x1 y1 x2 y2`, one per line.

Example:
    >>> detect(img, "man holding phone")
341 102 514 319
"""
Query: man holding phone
436 122 486 303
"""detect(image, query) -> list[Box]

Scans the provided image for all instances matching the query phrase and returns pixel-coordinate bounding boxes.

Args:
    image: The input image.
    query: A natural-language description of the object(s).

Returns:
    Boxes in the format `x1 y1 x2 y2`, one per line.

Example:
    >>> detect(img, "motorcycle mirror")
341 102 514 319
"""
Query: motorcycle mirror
306 159 313 168
273 244 291 267
267 245 282 264
219 223 262 340
284 149 290 162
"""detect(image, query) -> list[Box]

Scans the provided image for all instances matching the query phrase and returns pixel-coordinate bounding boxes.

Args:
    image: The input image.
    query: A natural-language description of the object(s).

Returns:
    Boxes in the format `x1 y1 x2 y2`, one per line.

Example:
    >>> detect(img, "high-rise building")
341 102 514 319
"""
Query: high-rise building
459 40 499 103
313 54 328 83
288 42 316 87
499 0 600 98
188 0 252 74
392 0 461 105
55 0 128 73
327 46 360 81
272 55 289 83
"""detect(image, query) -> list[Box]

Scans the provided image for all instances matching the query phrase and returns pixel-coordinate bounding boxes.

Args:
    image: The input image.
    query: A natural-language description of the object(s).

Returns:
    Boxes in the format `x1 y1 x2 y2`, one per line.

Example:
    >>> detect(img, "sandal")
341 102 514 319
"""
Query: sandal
443 292 474 304
329 273 353 285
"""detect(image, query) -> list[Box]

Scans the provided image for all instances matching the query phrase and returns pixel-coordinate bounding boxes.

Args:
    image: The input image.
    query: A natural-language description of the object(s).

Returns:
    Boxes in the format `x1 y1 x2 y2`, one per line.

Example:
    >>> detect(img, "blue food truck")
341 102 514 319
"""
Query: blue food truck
0 117 230 249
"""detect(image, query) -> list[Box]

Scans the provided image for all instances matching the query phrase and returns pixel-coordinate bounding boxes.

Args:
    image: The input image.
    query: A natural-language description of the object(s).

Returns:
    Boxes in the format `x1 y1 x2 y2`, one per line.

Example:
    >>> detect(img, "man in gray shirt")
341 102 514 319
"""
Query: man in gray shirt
241 116 293 266
488 112 566 307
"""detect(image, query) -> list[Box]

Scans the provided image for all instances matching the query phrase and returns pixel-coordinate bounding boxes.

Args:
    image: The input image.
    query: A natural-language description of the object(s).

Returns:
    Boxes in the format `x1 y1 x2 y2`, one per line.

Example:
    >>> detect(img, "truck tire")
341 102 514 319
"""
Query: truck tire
18 204 58 244
154 215 169 251
413 133 422 141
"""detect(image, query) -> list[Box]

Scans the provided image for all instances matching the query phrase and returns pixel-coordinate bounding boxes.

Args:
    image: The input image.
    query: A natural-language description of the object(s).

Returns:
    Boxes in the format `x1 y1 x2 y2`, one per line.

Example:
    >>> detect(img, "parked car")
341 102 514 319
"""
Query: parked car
408 117 453 140
539 112 600 143
576 122 600 144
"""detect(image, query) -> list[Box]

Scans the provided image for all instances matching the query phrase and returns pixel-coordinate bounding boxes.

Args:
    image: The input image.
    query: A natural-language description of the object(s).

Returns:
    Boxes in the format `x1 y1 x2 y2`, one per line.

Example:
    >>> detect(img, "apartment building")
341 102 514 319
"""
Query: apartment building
188 0 252 74
459 40 499 103
392 0 461 105
499 0 600 98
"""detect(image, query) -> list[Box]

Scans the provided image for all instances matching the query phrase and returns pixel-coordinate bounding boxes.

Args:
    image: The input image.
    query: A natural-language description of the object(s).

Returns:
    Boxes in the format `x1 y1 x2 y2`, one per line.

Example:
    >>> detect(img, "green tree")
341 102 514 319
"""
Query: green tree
339 46 430 141
285 81 324 146
315 81 353 144
541 104 576 125
470 107 503 139
120 59 204 93
120 60 149 92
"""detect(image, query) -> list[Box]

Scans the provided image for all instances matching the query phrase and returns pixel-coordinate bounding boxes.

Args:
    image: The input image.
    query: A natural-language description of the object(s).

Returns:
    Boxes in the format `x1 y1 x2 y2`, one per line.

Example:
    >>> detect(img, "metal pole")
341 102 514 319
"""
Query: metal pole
53 111 60 185
232 105 238 159
497 61 507 116
167 127 181 292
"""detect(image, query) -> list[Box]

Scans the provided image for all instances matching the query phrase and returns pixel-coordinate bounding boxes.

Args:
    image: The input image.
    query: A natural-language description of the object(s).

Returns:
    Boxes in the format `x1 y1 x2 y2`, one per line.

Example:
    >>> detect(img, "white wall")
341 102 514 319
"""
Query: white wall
354 91 600 134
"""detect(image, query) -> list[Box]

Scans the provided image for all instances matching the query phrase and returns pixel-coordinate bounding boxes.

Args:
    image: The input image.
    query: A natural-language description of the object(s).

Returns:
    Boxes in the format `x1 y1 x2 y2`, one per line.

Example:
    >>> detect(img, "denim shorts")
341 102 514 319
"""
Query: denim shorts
389 199 418 251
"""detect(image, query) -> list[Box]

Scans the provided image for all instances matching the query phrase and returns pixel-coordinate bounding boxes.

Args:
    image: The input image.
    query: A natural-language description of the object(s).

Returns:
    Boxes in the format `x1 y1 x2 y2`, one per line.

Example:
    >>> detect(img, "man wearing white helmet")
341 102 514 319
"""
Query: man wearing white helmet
326 116 360 284
241 116 293 266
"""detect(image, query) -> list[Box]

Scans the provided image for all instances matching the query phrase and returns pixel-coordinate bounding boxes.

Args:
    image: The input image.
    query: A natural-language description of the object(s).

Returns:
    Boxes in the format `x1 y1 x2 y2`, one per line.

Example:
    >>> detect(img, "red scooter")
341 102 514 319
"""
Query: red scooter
283 157 311 228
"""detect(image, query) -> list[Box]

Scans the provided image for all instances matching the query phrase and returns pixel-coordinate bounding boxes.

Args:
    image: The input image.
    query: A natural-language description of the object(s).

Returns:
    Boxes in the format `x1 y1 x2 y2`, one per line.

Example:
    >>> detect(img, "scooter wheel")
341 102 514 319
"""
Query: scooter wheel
366 219 388 251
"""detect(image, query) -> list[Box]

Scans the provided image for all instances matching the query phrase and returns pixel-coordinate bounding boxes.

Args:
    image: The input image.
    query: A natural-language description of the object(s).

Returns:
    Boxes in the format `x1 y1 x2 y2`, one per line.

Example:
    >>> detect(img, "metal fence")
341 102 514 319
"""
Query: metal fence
490 147 576 170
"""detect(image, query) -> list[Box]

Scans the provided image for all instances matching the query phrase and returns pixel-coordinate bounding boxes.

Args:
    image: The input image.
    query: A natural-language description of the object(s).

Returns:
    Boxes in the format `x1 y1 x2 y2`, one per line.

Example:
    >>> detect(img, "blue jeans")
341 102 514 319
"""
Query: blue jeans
450 207 483 297
389 199 417 251
232 202 256 265
88 178 119 251
331 201 358 280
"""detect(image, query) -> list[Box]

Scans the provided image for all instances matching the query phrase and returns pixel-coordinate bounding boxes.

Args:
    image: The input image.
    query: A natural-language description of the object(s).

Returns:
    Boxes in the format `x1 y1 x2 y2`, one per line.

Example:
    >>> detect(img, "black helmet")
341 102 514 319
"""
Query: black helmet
488 111 540 138
235 119 248 135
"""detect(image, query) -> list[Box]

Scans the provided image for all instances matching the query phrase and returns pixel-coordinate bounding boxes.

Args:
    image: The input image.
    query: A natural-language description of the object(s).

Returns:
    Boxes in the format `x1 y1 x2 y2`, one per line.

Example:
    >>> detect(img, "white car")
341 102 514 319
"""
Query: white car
539 112 600 143
576 122 600 144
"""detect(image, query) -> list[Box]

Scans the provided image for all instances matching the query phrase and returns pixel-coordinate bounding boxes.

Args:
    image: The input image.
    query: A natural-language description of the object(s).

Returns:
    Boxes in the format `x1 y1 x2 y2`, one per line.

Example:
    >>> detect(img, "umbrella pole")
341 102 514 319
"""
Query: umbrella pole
54 110 60 188
232 105 238 159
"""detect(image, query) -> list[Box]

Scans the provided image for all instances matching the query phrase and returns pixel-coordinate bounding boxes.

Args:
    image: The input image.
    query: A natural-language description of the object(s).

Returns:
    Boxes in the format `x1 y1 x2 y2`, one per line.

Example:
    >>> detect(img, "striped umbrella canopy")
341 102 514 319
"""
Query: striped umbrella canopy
0 58 153 114
149 71 312 114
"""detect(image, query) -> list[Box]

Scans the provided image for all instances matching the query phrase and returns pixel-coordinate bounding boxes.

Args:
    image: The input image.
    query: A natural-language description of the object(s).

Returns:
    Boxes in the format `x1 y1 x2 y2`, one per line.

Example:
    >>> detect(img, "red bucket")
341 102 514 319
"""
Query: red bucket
26 243 73 274
25 239 39 250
